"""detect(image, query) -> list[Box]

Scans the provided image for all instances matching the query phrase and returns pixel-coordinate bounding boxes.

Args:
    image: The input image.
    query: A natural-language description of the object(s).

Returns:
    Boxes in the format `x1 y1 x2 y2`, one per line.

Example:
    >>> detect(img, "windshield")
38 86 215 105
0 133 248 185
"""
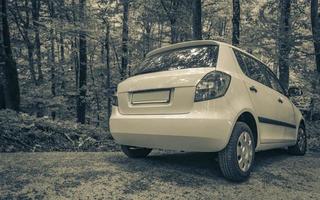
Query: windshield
133 45 219 75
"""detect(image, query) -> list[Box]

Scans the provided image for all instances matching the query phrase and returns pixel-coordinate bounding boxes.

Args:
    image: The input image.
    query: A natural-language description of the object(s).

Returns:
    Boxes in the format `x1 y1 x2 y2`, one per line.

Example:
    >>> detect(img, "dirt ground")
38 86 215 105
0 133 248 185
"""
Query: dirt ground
0 150 320 200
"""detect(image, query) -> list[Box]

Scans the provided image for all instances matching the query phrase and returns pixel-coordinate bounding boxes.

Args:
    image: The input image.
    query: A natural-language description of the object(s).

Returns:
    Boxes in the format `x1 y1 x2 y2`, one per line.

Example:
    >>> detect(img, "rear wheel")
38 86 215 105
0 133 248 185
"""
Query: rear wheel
288 126 307 155
121 145 152 158
218 122 255 182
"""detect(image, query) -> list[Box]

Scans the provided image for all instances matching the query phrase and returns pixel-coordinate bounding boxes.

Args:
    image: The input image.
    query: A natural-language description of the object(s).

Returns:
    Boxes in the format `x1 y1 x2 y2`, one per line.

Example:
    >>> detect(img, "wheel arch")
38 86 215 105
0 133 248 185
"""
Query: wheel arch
234 111 259 148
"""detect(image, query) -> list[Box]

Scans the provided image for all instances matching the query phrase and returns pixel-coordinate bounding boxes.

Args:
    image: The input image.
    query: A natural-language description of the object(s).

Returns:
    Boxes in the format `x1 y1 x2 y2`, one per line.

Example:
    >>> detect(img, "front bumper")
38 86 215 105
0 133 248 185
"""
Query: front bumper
110 101 235 152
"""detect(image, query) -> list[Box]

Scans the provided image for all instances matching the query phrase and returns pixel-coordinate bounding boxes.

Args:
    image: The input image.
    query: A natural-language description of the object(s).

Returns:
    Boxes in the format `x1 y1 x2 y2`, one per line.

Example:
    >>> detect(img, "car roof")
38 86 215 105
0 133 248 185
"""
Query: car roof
146 40 262 63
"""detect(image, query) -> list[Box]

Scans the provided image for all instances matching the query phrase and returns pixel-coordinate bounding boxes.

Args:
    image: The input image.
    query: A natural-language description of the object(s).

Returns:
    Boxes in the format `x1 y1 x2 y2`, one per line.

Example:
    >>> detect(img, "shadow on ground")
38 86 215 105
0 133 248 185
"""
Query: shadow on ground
107 148 291 186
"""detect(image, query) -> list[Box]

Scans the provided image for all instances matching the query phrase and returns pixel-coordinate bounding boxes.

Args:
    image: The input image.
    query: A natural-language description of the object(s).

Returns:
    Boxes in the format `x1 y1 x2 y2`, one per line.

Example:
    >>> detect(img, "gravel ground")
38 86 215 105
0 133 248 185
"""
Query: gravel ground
0 150 320 200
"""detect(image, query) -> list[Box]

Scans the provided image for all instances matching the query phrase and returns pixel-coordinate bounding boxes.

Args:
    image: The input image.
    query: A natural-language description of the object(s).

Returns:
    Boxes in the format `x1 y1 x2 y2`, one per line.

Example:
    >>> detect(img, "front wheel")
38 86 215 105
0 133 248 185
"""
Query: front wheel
218 122 255 182
121 145 152 158
288 126 307 155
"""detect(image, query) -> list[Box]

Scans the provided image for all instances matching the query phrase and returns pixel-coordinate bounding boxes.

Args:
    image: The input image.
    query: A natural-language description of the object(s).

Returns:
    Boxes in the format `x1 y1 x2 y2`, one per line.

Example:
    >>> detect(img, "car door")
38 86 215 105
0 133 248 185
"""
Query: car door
234 50 285 143
263 66 296 142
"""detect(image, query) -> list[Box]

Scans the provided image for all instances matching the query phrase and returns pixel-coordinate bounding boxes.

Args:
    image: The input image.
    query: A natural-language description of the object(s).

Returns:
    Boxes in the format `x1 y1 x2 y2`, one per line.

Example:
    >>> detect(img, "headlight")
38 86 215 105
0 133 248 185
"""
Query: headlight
194 71 231 102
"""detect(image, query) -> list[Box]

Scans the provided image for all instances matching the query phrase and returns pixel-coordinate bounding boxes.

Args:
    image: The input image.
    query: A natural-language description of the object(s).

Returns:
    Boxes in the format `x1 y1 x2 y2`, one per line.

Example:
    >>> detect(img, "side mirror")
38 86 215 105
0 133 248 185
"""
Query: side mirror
288 86 303 97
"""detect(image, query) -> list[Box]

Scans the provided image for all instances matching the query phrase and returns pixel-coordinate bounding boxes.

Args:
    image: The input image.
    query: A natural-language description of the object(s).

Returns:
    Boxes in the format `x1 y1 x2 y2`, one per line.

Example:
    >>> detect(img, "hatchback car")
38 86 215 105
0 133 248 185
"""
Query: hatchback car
110 40 307 182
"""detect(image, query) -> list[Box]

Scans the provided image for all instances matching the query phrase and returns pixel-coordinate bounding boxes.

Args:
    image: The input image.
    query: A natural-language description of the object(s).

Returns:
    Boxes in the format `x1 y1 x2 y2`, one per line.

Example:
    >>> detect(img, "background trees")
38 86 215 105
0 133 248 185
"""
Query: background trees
0 0 20 111
311 0 320 73
192 0 202 40
76 0 87 124
0 0 319 126
232 0 240 46
278 0 292 90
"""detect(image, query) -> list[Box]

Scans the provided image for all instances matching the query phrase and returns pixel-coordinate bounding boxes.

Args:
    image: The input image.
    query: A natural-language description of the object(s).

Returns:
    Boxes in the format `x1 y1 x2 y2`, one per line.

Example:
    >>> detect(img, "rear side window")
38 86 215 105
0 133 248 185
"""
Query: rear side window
133 45 219 75
234 50 248 74
263 66 285 95
234 50 270 87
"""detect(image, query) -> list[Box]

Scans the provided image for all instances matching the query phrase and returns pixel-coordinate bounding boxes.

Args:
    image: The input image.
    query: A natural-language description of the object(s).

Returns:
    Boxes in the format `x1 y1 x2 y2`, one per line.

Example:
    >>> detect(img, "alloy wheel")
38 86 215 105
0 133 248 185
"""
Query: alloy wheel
297 128 306 152
237 131 253 172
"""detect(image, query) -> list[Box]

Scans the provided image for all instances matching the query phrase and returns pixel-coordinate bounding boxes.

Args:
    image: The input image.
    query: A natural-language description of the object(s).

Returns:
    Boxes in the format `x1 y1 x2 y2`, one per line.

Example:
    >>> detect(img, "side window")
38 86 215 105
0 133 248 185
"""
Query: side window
242 56 271 87
263 66 285 95
234 50 248 74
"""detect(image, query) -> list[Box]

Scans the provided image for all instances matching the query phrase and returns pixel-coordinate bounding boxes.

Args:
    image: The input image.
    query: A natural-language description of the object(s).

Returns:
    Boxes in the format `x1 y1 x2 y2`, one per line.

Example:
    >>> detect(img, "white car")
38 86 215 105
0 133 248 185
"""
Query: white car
110 40 307 182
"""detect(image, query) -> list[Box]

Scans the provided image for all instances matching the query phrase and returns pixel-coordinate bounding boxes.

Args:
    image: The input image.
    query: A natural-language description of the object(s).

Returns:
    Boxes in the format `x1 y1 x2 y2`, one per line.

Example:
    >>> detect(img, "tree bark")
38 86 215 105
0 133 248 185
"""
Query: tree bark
59 0 65 90
21 0 37 85
120 0 129 80
161 0 179 44
77 0 87 124
278 0 291 90
105 23 112 119
49 0 56 120
232 0 240 46
32 0 43 83
0 83 5 109
311 0 320 73
170 18 178 43
0 0 20 111
192 0 202 40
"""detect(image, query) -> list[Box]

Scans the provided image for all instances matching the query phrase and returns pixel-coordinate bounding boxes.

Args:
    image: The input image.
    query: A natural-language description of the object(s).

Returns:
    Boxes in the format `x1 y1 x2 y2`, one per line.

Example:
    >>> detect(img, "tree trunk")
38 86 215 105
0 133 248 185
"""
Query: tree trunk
278 0 291 90
0 0 20 111
27 44 37 84
120 0 129 80
158 19 163 47
48 0 56 120
232 0 240 46
192 0 202 40
24 0 37 85
0 83 5 109
160 0 179 44
170 19 178 44
311 0 320 73
0 1 5 110
59 0 65 90
71 0 79 89
105 23 112 119
77 0 87 124
59 33 65 90
50 38 56 120
88 48 100 125
32 0 43 83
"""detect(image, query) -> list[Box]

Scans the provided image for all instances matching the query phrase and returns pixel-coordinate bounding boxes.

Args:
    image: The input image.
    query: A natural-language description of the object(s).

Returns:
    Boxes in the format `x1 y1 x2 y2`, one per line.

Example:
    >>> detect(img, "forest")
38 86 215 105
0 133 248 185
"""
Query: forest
1 0 320 152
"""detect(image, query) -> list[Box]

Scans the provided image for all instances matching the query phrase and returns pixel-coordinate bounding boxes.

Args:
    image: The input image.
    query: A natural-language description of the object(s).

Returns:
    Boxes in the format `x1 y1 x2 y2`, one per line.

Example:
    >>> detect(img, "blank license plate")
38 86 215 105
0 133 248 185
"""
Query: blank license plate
131 89 171 104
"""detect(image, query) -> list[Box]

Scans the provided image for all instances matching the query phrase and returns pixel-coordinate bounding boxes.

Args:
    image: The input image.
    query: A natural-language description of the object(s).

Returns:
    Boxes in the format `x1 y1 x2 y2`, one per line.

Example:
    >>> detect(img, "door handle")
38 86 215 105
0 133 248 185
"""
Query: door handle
278 97 283 103
249 86 258 93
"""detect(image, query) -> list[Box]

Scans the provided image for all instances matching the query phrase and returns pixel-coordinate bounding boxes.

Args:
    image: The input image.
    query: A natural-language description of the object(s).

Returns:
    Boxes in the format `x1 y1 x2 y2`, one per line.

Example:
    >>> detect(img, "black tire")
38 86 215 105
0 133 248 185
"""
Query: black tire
121 145 152 158
218 122 255 182
288 125 307 156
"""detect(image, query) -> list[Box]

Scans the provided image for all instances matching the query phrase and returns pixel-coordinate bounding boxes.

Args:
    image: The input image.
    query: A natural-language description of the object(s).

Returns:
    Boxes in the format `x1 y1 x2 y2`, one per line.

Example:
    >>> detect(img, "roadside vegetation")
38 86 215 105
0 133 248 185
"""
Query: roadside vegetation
0 109 119 152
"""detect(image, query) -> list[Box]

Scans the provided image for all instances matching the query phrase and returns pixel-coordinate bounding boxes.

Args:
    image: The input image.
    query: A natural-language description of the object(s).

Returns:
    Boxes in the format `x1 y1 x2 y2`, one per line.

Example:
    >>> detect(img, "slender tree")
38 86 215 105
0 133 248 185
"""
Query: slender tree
192 0 202 40
77 0 87 124
278 0 292 90
311 0 320 73
120 0 129 80
161 0 180 44
31 0 43 83
0 0 4 110
105 23 112 118
0 0 20 111
0 83 5 109
48 0 56 120
232 0 240 46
